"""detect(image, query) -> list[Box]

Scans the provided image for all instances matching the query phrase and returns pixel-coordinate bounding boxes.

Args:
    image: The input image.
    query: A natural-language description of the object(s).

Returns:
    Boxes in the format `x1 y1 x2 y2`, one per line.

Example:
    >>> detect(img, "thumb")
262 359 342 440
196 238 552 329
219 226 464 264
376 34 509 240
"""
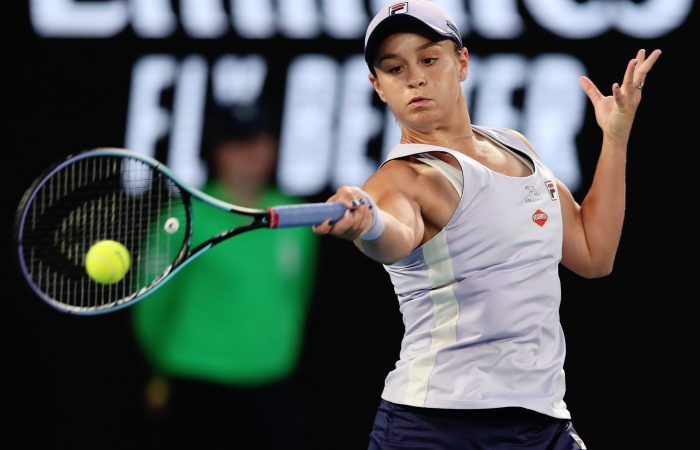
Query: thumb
579 76 603 104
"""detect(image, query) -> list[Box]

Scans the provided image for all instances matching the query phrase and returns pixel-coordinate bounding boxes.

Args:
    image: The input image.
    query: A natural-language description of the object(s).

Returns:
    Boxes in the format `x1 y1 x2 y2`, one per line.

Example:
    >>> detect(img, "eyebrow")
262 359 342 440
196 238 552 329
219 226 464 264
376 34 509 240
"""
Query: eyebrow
376 41 442 67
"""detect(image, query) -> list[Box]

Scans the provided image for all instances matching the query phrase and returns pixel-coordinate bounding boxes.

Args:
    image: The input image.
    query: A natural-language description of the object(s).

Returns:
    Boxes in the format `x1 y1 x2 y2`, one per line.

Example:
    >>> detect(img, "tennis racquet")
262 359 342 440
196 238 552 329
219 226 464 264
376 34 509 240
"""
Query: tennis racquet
15 148 346 316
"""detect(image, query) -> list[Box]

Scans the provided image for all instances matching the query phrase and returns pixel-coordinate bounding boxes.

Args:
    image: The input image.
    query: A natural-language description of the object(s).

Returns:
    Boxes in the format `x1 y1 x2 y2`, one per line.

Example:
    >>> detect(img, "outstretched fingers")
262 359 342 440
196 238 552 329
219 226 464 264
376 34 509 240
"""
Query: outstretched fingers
581 49 662 102
621 56 640 93
612 82 623 106
579 75 603 105
626 49 663 93
633 48 662 87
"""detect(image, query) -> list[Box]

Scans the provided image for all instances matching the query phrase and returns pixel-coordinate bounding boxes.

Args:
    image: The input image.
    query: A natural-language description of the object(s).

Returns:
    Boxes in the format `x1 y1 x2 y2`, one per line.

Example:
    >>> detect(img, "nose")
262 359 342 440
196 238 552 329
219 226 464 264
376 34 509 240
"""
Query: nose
407 64 426 88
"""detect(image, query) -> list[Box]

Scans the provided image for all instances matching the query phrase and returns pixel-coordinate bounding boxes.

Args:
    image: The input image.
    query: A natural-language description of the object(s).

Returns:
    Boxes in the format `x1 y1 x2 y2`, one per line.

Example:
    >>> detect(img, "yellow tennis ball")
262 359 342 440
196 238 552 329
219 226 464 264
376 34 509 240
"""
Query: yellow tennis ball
85 240 131 284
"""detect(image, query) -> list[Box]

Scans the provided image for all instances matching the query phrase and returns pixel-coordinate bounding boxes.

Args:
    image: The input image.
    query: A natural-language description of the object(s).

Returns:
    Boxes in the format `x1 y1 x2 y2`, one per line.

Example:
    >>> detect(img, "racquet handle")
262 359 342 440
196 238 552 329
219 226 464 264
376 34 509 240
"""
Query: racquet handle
270 202 347 228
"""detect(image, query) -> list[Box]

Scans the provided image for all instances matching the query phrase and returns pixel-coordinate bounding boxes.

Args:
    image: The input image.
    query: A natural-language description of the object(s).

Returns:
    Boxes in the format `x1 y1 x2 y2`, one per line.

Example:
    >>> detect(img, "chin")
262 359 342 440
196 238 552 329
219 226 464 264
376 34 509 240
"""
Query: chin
402 112 440 129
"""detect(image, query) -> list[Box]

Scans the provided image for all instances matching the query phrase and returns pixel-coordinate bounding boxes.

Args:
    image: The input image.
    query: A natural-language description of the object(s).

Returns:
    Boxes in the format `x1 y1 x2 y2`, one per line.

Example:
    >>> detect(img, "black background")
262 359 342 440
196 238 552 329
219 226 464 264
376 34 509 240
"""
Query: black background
7 1 695 449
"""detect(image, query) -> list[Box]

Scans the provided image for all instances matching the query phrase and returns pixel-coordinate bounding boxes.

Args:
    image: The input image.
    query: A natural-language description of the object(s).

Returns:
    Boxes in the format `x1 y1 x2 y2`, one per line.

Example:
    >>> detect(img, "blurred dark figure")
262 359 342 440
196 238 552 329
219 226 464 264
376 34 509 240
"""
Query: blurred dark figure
132 101 319 449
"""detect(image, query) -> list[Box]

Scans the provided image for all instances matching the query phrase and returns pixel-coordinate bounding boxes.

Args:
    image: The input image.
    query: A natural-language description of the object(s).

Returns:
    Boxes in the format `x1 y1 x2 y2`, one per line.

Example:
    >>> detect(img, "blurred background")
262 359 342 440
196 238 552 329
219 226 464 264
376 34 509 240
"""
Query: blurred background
7 1 694 449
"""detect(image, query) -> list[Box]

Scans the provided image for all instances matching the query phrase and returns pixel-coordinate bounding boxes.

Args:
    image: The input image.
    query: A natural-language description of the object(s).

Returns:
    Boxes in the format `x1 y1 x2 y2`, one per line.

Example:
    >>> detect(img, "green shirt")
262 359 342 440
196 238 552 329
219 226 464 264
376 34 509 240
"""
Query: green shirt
132 182 318 386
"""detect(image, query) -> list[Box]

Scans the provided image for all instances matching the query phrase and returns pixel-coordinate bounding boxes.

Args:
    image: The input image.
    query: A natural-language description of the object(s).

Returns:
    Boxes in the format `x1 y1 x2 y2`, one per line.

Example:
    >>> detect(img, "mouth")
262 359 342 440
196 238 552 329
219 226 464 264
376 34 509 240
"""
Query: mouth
408 96 430 106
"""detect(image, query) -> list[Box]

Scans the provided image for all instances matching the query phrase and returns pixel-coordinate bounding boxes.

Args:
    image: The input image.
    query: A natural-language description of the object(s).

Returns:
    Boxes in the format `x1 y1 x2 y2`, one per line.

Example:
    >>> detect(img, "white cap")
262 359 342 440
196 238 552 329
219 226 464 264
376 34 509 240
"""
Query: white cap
364 1 463 72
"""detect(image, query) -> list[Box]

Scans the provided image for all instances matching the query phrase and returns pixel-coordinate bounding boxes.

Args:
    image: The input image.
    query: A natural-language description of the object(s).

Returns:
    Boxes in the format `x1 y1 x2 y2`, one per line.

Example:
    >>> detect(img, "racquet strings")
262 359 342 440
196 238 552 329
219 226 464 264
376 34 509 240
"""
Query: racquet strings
19 155 189 311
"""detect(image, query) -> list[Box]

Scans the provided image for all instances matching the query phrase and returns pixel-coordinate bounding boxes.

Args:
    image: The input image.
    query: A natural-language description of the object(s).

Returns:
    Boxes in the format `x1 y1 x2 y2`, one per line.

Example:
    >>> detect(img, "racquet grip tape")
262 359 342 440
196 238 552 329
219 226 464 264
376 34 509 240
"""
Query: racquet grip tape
270 202 346 228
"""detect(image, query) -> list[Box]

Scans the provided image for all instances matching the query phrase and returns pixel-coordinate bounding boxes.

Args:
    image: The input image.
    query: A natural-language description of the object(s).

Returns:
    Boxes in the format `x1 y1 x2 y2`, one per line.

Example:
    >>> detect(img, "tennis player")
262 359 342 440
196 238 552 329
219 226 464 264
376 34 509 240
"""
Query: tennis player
312 0 662 448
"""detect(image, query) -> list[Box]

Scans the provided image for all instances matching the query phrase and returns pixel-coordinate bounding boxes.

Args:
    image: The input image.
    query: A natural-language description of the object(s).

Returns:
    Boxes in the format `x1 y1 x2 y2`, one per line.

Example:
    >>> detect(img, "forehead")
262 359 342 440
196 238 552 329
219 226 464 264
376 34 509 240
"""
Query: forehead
376 33 448 57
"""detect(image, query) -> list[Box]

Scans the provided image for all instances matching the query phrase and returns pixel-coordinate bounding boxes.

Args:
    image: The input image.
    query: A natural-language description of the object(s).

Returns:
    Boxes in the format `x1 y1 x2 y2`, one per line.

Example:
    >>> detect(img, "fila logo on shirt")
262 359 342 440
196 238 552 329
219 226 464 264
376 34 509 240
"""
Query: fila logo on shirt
545 180 558 201
389 2 408 15
532 209 548 227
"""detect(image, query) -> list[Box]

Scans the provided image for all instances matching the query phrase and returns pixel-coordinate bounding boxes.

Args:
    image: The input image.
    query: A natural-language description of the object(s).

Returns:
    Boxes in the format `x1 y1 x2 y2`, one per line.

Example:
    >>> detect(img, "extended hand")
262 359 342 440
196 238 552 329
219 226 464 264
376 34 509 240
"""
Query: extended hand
312 186 376 241
579 48 662 146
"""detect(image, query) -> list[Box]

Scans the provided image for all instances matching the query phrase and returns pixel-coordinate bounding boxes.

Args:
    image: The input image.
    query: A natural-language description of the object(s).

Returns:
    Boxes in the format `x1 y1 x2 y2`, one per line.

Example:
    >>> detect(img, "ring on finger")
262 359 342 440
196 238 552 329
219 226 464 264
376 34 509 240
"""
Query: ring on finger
631 81 644 90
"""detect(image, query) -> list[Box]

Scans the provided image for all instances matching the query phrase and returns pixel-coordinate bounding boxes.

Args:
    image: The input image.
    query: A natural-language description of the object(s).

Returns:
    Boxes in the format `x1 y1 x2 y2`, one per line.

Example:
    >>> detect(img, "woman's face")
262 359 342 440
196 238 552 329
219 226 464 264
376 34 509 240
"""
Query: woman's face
369 33 467 132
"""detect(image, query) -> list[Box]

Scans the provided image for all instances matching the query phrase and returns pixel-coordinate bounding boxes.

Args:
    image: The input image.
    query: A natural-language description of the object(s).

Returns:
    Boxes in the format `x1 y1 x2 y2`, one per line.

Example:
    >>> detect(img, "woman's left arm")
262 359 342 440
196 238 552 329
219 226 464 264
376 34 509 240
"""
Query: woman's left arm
510 48 663 278
561 48 663 277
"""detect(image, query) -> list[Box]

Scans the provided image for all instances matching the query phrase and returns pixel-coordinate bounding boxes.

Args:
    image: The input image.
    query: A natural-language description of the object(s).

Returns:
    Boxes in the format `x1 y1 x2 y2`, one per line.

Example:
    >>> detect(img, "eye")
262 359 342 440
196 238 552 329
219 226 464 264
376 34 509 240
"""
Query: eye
423 57 437 65
388 65 403 74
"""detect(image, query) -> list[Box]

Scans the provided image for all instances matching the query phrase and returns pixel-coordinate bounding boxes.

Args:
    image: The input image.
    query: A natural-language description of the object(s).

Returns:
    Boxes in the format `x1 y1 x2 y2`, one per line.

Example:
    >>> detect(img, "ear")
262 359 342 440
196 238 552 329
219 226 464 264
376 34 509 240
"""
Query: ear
458 47 469 81
368 72 387 103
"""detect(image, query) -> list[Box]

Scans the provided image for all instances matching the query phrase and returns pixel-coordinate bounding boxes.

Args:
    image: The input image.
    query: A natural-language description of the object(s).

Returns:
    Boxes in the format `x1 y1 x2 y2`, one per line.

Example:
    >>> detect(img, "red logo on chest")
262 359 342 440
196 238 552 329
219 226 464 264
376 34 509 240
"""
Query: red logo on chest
532 209 548 226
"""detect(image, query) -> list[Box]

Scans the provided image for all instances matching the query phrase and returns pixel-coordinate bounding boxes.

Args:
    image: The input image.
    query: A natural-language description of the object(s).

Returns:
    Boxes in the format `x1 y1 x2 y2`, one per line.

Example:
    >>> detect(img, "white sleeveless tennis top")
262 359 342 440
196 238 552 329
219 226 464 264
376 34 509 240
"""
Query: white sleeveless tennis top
379 125 570 419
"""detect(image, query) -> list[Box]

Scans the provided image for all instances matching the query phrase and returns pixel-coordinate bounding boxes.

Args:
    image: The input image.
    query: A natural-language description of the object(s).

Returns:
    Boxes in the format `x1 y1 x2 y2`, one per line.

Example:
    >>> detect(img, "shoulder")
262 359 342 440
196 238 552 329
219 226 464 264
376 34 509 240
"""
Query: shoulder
500 128 528 145
496 128 542 160
371 157 422 184
365 155 458 215
370 155 448 190
362 157 429 205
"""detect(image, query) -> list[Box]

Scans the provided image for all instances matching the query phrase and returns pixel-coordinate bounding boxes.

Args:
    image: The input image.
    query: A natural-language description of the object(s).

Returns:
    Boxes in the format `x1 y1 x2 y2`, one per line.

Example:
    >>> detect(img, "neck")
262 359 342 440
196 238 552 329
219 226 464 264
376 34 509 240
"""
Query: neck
399 97 475 149
400 127 475 149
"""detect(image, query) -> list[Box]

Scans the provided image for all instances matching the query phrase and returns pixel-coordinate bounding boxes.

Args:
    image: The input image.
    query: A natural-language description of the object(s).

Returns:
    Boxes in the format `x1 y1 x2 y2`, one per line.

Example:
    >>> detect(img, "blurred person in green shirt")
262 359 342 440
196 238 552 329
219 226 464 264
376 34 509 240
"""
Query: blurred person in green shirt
132 100 319 450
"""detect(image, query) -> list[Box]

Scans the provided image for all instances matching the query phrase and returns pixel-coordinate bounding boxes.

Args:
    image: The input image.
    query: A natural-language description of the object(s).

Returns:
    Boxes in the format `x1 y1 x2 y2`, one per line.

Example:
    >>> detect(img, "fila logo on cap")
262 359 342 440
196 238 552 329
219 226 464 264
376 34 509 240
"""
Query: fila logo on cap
389 2 408 15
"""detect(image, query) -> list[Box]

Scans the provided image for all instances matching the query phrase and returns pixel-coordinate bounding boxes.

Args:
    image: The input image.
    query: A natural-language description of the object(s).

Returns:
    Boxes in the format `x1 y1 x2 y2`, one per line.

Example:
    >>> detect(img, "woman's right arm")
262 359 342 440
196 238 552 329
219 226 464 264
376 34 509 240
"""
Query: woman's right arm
312 160 424 265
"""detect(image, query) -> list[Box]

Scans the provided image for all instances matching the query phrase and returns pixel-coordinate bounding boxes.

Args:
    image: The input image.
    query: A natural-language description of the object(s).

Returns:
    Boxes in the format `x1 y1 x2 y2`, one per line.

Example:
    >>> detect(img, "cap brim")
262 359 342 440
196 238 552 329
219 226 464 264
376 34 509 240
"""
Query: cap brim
364 15 459 72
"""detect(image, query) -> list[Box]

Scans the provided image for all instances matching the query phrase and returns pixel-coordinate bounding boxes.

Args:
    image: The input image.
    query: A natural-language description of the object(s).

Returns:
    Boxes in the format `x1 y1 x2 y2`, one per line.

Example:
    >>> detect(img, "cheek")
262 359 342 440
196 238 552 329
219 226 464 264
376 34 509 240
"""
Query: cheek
430 73 459 99
379 82 403 107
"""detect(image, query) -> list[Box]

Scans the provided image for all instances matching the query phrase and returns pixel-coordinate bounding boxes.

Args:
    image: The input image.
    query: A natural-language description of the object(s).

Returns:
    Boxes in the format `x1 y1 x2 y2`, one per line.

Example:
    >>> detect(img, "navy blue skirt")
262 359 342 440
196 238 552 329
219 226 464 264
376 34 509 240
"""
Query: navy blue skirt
368 399 587 450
